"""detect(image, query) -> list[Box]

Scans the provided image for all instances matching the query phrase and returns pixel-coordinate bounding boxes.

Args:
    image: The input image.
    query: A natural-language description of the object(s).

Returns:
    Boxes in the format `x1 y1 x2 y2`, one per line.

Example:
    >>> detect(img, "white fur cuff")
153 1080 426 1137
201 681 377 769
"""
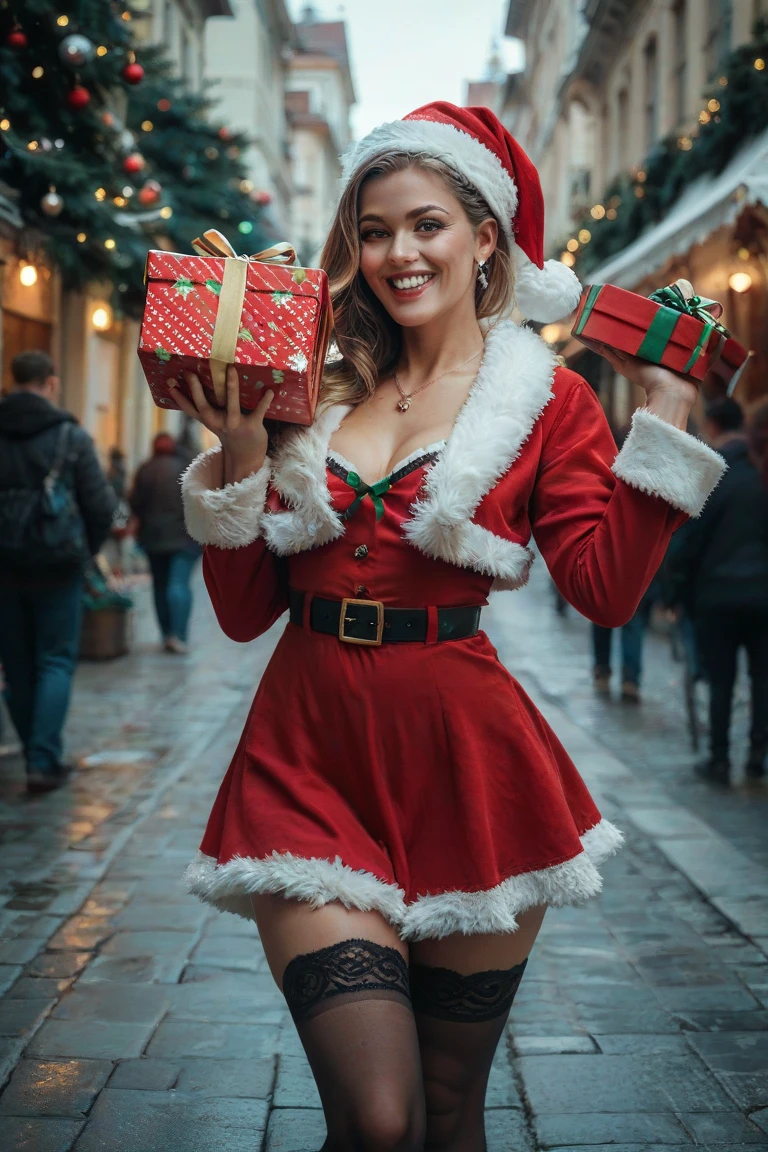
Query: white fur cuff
181 446 271 548
612 409 726 518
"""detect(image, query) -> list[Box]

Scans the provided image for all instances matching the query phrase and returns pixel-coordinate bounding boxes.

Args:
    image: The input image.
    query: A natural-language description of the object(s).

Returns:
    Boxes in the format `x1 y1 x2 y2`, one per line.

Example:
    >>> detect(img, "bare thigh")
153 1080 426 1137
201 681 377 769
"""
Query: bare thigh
409 904 547 973
251 893 409 987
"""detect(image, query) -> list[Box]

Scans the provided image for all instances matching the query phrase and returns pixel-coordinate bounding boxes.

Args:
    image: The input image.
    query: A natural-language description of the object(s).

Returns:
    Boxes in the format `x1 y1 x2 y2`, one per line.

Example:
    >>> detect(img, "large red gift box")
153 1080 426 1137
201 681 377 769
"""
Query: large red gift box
138 234 332 425
571 282 749 393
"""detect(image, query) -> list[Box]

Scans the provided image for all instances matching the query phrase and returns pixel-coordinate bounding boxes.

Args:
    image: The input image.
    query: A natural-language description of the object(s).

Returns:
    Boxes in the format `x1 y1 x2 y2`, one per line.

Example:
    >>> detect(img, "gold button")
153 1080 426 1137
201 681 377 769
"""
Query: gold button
354 545 369 559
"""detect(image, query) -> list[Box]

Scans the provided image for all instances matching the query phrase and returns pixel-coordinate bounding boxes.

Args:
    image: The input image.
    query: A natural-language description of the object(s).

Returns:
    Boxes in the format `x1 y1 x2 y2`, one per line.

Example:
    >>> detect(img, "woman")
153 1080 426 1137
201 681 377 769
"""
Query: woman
173 104 724 1149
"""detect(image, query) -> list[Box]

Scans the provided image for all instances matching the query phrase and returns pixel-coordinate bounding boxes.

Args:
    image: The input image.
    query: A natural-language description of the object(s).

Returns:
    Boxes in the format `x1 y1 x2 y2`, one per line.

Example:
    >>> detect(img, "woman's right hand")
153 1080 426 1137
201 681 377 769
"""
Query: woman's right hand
169 366 273 486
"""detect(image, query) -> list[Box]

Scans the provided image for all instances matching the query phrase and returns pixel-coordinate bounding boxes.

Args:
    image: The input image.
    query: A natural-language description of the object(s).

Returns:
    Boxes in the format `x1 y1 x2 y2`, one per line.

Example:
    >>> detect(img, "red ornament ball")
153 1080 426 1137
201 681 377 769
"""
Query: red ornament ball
122 151 145 175
66 85 91 110
6 29 27 49
122 61 145 85
218 126 231 141
255 189 272 207
137 179 162 206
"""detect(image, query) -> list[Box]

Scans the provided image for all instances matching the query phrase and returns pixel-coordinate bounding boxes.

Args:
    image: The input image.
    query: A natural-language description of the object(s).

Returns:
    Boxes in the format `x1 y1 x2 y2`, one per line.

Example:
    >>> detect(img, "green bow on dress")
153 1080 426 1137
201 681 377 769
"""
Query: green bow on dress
343 471 392 521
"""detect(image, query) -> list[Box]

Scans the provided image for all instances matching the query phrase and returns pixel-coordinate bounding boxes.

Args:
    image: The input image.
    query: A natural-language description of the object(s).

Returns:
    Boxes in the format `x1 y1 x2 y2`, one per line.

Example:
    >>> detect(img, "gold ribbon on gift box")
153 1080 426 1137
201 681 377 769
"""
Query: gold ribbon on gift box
191 228 297 404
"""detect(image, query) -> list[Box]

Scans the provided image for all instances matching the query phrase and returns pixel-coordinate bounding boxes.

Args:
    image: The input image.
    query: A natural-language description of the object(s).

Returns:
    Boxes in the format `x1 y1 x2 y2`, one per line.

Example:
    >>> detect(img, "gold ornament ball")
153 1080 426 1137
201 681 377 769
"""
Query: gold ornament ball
40 189 64 217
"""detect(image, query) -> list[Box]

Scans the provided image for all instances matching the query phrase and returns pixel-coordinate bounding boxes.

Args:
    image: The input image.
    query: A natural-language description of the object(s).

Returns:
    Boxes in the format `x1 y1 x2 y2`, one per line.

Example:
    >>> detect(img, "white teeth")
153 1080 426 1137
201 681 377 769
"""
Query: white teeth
391 274 432 290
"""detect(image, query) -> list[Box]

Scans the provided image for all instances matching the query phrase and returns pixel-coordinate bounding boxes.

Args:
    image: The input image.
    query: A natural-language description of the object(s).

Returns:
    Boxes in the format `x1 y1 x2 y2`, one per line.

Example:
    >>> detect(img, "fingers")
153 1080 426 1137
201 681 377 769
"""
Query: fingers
168 381 200 420
226 365 241 427
186 372 215 417
254 388 274 423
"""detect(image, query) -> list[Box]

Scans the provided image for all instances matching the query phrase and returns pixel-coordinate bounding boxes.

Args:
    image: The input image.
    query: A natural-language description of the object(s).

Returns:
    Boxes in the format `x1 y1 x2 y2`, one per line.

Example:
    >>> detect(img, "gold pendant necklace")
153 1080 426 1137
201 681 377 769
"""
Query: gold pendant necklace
394 348 482 414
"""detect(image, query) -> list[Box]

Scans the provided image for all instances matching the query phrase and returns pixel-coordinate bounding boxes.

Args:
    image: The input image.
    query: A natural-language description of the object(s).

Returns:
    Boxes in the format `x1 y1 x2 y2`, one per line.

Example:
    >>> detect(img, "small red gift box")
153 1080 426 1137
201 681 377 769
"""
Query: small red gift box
138 232 333 425
571 281 749 392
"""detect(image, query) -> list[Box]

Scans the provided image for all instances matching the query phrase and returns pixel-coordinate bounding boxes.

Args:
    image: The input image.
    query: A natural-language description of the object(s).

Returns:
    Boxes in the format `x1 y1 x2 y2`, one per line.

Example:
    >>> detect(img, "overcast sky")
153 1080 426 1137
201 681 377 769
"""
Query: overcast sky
286 0 523 139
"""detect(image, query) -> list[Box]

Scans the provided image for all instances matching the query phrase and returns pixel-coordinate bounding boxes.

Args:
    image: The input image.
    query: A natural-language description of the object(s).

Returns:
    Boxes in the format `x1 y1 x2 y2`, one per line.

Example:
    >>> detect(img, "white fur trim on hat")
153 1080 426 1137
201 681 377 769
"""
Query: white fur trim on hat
514 249 583 324
341 117 519 239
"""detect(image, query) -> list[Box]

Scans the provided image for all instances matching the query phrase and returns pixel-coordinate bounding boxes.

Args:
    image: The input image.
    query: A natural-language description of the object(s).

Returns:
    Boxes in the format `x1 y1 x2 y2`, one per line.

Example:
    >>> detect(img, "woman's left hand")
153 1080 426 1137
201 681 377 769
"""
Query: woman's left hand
597 345 698 430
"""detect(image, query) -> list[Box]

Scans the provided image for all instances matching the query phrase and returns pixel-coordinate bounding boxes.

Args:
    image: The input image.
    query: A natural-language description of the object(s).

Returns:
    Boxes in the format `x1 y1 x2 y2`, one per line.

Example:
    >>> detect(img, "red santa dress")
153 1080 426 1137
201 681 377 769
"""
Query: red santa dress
181 321 725 939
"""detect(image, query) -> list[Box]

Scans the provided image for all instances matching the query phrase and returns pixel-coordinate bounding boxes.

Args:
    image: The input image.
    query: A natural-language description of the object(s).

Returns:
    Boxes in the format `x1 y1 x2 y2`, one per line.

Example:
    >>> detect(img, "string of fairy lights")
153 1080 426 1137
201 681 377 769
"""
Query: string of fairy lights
558 56 767 274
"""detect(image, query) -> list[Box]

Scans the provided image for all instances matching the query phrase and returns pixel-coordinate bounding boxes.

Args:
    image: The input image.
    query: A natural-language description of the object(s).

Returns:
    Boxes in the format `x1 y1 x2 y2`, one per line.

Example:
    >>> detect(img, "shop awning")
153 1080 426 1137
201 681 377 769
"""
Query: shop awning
587 126 768 287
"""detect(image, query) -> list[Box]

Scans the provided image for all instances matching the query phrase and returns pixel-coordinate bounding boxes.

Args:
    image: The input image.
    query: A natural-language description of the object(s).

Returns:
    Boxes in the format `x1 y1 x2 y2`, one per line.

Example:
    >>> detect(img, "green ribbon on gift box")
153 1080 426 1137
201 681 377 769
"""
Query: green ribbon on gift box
575 282 730 374
643 284 730 373
343 471 392 521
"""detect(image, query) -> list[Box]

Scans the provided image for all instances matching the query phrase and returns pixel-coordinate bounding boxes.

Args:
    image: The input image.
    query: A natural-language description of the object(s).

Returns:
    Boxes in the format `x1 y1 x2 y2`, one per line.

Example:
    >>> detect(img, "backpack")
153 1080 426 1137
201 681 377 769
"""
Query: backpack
0 422 87 568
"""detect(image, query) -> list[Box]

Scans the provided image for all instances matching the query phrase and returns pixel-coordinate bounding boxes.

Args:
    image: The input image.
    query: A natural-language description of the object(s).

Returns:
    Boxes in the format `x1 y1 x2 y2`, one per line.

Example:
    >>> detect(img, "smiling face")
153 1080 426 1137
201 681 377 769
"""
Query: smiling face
357 165 497 330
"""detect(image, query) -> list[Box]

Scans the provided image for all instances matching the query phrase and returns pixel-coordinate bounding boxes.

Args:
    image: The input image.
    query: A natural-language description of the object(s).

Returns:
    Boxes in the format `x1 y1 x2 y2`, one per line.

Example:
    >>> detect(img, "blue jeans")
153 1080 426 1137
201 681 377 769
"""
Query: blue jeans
0 576 83 773
147 550 199 642
592 607 646 685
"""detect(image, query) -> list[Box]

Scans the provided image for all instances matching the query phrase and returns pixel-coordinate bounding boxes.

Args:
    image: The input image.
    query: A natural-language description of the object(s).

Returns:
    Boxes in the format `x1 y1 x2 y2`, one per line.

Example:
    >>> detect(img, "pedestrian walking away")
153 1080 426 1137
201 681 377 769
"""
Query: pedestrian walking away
174 103 726 1149
665 396 768 787
0 350 115 794
129 431 202 655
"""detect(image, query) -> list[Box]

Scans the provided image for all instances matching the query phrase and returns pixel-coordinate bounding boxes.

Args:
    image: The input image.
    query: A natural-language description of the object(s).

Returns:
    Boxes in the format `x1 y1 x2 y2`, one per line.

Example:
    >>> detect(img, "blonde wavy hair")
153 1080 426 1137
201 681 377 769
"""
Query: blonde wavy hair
319 152 516 408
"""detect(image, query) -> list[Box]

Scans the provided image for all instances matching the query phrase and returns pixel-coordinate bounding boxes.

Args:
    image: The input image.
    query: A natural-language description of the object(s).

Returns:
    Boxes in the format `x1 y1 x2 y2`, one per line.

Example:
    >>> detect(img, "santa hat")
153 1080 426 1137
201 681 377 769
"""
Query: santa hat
340 101 582 323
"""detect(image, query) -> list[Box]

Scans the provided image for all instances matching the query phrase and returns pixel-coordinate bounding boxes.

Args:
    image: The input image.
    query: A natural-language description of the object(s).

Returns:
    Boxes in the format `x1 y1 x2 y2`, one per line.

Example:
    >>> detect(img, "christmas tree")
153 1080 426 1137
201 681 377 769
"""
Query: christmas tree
0 0 270 315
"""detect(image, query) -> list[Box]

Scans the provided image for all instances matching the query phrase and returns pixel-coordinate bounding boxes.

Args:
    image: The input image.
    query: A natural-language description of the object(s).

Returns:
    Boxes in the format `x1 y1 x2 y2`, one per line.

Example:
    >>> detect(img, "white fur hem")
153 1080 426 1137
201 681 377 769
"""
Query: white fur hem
612 409 726 518
181 447 271 549
184 850 405 923
184 819 624 938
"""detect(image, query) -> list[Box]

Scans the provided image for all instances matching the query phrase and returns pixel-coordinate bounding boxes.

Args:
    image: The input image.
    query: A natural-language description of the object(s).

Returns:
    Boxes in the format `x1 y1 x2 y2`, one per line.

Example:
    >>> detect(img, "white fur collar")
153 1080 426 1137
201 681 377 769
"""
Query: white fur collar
264 321 557 582
263 403 351 555
403 320 556 584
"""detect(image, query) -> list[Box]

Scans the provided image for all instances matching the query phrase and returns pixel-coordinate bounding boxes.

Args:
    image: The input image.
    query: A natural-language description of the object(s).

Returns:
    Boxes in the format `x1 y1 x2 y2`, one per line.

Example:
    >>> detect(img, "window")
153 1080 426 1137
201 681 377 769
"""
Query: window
617 88 629 171
643 37 659 151
705 0 733 79
162 0 174 47
180 27 192 88
672 0 687 125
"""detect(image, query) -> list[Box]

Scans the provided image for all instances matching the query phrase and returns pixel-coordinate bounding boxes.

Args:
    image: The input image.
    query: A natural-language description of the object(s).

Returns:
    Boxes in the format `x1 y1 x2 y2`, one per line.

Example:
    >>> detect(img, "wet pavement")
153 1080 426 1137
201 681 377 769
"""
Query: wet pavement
1 563 767 1151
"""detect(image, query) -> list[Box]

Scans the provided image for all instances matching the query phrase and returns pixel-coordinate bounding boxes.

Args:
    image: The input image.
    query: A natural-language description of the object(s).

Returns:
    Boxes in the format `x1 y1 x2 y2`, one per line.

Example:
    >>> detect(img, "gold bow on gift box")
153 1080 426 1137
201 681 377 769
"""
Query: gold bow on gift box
190 228 298 404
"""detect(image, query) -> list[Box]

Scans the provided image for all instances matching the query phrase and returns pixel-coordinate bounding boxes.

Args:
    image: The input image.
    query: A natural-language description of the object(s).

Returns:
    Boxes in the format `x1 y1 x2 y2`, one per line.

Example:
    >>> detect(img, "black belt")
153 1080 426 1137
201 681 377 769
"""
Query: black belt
289 591 482 647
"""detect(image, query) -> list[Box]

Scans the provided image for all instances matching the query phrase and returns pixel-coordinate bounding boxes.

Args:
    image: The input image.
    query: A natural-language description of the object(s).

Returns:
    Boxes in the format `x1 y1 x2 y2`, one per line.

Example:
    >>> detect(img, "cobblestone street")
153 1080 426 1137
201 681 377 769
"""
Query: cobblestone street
1 564 768 1151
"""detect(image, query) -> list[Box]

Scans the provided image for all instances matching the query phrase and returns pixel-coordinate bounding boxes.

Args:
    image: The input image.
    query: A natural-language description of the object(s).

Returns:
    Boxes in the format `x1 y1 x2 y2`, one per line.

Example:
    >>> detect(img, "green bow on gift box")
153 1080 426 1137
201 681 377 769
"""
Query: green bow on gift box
641 281 730 373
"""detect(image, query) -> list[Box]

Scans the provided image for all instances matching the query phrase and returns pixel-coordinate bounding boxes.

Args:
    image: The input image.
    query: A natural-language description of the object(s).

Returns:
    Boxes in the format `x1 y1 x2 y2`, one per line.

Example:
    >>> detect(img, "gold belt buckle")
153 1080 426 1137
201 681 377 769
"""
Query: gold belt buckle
339 598 385 646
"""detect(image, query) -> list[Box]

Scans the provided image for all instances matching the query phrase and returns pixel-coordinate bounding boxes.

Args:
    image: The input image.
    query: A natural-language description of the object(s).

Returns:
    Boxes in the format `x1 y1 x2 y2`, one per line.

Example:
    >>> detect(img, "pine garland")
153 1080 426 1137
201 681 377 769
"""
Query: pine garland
0 0 271 316
556 22 768 278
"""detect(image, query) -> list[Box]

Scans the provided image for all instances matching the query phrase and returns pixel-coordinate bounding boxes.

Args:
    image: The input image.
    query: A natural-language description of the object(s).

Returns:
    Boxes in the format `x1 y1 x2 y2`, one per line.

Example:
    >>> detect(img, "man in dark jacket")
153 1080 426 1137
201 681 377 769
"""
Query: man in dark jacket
667 397 768 785
130 432 201 655
0 350 115 793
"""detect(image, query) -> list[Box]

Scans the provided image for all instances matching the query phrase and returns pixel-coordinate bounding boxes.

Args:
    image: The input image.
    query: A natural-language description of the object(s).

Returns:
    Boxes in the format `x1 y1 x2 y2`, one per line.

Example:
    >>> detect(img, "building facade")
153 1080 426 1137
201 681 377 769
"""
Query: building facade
504 0 768 422
204 0 294 237
285 9 355 266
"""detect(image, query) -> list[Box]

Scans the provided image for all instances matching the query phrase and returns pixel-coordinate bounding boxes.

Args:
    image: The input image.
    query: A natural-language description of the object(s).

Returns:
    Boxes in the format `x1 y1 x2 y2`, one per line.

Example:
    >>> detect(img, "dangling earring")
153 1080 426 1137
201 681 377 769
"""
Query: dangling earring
477 260 489 291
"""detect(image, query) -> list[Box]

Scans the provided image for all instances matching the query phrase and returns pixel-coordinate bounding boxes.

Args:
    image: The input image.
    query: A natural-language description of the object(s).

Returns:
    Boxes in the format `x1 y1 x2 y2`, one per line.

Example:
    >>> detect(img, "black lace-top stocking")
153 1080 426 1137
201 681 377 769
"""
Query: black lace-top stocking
409 957 528 1022
282 938 412 1024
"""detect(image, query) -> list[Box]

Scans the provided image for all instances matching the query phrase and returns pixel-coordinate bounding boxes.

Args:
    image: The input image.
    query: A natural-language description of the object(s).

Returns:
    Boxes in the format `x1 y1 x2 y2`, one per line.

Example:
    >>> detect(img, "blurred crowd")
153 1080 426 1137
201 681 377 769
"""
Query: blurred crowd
586 395 768 787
